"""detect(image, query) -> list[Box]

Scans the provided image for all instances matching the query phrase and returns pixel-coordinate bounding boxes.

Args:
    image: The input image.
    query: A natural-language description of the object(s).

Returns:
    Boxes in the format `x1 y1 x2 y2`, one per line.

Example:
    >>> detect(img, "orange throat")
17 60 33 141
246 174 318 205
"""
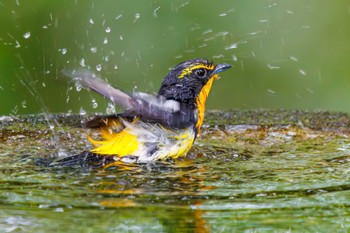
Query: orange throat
195 75 218 135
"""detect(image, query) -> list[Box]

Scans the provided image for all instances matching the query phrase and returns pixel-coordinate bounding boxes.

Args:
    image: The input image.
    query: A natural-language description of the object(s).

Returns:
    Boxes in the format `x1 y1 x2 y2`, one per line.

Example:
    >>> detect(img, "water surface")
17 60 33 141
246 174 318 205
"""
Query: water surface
1 111 350 232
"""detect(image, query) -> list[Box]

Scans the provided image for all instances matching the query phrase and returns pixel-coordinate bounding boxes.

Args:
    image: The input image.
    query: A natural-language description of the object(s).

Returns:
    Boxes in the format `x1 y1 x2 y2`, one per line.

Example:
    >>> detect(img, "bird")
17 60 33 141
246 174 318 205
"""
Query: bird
64 58 231 163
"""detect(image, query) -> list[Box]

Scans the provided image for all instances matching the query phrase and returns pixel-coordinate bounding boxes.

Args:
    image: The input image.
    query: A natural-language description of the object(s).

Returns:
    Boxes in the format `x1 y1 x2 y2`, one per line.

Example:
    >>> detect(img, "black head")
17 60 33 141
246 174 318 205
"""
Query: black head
158 58 231 108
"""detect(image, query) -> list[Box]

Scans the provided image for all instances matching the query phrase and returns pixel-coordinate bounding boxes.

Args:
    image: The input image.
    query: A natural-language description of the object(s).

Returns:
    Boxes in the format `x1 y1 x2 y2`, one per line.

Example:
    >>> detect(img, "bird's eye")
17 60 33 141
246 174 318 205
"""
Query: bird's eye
195 68 207 78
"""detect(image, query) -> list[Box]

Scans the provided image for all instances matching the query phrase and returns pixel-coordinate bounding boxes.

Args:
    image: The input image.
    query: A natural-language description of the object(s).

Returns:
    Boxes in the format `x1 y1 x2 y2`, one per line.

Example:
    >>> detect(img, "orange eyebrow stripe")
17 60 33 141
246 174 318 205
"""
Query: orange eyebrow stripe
178 63 215 79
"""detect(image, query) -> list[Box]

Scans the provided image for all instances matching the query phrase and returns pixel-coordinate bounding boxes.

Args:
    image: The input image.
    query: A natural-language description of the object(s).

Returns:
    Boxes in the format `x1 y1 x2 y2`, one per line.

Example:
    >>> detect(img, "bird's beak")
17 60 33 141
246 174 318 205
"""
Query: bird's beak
213 63 232 74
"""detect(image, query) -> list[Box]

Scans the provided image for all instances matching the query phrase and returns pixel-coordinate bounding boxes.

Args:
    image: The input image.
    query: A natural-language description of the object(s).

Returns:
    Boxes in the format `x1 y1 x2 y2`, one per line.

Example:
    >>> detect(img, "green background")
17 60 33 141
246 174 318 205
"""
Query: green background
1 0 350 115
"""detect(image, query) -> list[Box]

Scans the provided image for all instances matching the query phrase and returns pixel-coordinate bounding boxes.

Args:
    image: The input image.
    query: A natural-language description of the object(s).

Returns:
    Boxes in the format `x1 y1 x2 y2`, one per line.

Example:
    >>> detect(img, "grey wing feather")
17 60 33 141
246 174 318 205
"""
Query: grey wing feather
63 69 135 110
63 69 195 128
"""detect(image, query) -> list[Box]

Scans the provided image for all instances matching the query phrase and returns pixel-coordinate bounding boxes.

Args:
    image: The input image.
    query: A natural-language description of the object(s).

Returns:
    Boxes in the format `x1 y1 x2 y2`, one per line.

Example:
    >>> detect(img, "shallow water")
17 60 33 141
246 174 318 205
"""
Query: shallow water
1 112 350 232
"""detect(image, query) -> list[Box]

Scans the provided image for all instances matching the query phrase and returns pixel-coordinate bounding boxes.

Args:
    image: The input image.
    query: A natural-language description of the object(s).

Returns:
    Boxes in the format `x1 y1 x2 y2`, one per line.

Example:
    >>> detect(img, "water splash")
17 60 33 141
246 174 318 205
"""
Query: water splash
133 13 141 23
91 98 98 109
90 47 97 53
153 7 161 17
59 48 67 55
15 40 20 48
23 32 31 39
115 14 122 20
79 58 86 67
79 107 87 115
76 85 82 92
299 69 307 76
106 102 116 114
202 29 213 35
21 100 27 109
267 89 276 94
225 43 238 50
290 56 298 62
267 64 281 70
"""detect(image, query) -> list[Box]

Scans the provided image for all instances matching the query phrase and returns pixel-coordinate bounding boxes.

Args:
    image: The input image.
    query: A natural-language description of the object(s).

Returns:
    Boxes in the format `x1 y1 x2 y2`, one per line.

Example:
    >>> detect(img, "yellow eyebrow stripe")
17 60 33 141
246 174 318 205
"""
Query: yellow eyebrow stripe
178 63 215 79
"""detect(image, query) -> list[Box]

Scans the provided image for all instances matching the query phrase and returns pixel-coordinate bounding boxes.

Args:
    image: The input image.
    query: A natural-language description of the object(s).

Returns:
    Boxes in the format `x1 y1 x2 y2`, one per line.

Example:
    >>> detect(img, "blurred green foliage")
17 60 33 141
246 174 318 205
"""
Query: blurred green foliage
1 0 350 115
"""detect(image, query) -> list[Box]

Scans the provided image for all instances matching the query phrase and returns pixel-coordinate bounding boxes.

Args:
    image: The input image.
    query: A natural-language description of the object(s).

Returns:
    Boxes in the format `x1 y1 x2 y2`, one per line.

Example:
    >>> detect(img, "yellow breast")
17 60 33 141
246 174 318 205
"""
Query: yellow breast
87 118 195 162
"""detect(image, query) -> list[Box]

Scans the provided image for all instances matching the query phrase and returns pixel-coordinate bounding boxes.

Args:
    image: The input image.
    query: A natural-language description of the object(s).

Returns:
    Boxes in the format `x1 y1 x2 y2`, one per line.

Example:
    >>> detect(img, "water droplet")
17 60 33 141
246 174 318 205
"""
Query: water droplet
114 65 118 70
105 26 111 33
115 14 122 20
76 84 82 92
66 96 70 103
267 64 280 70
42 82 46 87
134 13 141 23
55 208 64 213
202 29 213 35
290 56 298 62
213 54 224 59
90 47 97 53
103 37 108 44
106 102 115 114
60 48 67 55
267 89 276 94
89 18 94 24
232 55 238 62
57 149 67 157
23 32 31 39
15 40 20 48
153 6 161 17
92 99 98 109
11 105 18 114
216 31 228 37
299 69 307 76
79 58 86 67
259 19 269 23
119 35 123 40
248 31 261 36
79 107 86 115
225 43 238 50
21 100 27 108
96 64 102 71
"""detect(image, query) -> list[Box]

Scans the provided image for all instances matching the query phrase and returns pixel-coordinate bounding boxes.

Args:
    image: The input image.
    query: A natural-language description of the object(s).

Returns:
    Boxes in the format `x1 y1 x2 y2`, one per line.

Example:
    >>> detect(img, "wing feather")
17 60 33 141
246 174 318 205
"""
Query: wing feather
63 69 196 128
